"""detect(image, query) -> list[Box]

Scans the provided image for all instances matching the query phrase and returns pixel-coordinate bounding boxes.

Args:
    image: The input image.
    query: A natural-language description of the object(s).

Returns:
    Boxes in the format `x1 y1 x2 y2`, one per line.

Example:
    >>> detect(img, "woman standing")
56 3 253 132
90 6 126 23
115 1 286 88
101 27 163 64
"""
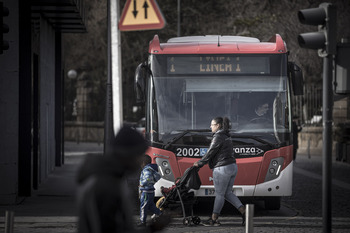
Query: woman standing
194 117 245 226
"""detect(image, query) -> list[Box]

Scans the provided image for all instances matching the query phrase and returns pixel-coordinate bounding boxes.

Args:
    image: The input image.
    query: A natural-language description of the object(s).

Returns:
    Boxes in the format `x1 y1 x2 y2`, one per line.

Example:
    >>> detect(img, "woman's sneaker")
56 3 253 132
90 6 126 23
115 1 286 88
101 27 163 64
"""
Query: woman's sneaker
202 218 221 226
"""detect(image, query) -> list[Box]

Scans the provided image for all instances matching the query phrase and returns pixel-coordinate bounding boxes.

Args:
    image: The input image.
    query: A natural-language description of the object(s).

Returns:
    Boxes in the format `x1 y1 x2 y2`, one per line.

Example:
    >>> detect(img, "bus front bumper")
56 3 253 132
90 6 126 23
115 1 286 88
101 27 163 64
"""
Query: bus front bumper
154 161 293 197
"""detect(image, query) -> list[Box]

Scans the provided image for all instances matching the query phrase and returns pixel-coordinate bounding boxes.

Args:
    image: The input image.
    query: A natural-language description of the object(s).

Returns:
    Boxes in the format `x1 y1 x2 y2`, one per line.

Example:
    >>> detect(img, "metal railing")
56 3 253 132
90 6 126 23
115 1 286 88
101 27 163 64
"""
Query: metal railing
293 84 322 126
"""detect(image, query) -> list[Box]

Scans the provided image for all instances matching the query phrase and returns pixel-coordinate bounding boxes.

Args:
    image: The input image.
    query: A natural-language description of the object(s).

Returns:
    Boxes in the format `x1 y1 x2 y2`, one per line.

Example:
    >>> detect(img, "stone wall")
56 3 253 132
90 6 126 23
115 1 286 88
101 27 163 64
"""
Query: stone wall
297 97 350 157
298 126 323 155
298 126 350 160
64 121 104 143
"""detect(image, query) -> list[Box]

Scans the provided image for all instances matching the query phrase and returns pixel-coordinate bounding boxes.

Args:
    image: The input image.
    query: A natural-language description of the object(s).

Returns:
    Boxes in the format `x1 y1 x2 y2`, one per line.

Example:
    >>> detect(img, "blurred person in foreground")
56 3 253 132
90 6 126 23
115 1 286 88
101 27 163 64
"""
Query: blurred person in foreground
76 126 169 233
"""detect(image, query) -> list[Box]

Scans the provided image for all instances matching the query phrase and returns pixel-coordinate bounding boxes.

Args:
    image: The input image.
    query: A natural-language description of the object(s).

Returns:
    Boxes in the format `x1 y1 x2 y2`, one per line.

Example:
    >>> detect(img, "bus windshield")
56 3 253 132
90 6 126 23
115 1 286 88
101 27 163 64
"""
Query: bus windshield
148 54 291 145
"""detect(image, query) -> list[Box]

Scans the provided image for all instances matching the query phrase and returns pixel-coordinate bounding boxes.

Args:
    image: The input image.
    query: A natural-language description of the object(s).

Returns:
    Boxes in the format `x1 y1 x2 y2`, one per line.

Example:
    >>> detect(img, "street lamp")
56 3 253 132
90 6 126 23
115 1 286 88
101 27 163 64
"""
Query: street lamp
67 69 77 79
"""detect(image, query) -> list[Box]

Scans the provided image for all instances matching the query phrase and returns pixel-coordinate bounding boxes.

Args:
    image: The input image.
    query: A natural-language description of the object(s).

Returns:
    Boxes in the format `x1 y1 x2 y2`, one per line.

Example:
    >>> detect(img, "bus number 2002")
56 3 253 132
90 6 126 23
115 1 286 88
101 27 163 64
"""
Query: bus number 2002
176 148 207 157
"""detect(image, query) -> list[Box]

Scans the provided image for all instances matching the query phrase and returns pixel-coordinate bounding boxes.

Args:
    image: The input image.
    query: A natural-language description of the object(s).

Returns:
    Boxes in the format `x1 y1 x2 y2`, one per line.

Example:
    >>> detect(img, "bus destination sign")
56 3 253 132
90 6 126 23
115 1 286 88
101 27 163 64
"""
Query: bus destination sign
167 56 270 75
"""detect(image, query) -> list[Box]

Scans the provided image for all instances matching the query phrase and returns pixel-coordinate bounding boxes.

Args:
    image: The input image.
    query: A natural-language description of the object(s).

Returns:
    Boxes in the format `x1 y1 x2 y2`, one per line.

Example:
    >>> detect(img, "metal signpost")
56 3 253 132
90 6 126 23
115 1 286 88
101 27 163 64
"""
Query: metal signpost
105 0 165 154
105 0 122 155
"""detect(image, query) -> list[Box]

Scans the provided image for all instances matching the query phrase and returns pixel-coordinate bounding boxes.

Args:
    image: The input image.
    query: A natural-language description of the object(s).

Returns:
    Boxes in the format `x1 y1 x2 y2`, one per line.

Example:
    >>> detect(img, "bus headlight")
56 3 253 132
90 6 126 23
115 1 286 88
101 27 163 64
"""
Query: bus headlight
265 157 284 182
272 160 278 166
165 168 171 175
156 157 175 182
162 161 169 167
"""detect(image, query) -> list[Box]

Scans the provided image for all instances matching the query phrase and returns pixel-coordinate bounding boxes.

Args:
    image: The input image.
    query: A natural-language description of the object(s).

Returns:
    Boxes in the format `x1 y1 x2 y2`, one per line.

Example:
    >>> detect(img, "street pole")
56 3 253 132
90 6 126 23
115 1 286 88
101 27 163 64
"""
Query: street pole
177 0 181 37
105 0 123 155
322 54 333 232
104 0 113 155
297 4 336 231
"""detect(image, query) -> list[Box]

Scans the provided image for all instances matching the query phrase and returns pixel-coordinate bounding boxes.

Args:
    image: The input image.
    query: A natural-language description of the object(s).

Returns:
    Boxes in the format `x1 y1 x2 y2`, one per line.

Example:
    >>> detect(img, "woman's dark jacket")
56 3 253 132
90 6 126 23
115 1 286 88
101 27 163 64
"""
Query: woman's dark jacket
197 129 236 169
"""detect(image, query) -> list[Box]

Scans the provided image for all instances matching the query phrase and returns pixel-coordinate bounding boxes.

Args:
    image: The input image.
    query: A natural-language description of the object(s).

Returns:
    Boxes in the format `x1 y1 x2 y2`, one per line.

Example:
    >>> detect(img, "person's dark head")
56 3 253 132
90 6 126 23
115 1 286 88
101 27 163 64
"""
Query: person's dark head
140 154 152 168
111 125 149 172
211 117 231 133
255 103 269 116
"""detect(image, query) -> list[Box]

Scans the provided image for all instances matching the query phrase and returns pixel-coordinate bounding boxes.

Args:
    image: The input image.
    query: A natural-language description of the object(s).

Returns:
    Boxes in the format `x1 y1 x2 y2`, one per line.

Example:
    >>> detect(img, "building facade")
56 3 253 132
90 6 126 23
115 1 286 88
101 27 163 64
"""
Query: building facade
0 0 86 204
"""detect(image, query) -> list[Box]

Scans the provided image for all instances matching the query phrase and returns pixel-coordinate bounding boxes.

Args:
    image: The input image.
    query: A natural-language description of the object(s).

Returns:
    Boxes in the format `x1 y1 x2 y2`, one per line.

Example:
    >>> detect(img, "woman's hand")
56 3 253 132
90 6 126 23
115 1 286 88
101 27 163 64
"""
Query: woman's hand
193 161 199 167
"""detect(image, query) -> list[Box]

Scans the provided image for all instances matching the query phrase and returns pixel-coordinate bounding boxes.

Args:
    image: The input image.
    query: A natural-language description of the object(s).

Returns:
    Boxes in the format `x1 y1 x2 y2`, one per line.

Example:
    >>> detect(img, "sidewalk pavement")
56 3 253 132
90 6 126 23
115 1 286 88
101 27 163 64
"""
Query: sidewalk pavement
0 142 102 232
64 141 104 155
0 143 349 232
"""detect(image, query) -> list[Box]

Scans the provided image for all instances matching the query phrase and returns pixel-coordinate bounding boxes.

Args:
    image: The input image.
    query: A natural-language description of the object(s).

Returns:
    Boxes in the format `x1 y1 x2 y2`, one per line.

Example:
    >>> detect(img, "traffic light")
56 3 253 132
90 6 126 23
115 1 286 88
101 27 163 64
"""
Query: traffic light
298 3 336 57
0 1 9 54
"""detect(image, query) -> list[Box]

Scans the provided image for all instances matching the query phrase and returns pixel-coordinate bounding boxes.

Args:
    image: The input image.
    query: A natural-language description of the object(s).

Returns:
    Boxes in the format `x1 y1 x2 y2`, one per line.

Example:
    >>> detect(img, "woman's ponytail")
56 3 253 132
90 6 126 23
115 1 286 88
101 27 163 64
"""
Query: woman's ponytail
213 116 231 131
222 117 231 131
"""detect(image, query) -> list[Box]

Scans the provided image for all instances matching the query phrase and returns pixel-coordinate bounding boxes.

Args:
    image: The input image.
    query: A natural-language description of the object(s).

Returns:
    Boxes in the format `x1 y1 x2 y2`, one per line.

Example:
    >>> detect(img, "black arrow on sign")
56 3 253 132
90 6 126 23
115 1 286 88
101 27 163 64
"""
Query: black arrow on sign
132 0 138 18
143 1 149 19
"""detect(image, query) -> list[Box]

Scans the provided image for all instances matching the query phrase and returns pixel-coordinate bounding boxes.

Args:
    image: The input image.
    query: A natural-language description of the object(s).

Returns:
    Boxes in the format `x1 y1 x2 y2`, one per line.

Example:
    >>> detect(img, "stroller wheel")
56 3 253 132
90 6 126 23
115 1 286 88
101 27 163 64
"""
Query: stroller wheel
183 217 191 226
192 216 201 225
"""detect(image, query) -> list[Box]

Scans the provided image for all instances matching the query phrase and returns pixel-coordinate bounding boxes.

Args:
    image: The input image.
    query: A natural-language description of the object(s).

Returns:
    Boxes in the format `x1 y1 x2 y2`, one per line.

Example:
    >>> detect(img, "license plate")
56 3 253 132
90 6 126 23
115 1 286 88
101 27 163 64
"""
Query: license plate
205 188 215 196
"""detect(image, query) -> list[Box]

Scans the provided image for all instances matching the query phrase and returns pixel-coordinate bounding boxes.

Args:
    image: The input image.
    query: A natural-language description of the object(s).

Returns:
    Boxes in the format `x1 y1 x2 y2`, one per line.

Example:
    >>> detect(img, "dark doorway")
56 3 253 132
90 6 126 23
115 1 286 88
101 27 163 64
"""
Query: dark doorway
32 53 40 190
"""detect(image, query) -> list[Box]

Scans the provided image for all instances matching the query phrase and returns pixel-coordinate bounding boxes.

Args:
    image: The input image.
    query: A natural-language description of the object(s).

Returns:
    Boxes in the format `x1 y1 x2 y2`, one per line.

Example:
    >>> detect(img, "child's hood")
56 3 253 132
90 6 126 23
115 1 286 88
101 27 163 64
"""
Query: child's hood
145 163 159 173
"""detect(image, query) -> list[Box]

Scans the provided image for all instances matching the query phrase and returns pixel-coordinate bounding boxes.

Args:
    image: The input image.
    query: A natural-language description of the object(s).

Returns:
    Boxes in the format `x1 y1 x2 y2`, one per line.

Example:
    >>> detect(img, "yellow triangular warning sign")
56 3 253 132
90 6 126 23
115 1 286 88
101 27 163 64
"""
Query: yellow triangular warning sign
119 0 166 31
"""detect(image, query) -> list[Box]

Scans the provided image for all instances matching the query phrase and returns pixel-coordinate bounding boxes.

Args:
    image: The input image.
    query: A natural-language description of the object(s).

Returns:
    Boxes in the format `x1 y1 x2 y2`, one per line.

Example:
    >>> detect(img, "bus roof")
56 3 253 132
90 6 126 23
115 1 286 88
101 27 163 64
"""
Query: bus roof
149 34 287 55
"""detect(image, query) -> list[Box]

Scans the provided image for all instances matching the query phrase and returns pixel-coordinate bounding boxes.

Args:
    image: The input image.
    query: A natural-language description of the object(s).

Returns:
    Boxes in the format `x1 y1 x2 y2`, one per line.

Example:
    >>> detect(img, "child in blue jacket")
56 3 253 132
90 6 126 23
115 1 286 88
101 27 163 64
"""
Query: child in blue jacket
138 154 162 227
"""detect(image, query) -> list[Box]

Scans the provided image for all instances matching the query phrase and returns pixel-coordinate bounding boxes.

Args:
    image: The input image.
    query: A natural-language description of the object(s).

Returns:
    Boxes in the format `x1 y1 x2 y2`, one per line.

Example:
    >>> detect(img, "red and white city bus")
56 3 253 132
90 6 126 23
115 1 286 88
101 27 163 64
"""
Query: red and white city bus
135 35 303 210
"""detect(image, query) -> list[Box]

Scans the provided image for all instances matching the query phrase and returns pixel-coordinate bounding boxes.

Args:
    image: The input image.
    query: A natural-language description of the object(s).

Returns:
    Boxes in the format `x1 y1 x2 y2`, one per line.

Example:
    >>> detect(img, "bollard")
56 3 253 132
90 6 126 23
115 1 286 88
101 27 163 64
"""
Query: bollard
245 204 254 233
5 211 14 233
307 138 311 159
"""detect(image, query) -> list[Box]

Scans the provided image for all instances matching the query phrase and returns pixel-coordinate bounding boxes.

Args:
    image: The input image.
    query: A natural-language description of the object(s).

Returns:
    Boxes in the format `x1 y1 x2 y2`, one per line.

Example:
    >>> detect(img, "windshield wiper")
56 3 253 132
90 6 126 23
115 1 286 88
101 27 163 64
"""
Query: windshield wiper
164 129 210 150
230 133 277 148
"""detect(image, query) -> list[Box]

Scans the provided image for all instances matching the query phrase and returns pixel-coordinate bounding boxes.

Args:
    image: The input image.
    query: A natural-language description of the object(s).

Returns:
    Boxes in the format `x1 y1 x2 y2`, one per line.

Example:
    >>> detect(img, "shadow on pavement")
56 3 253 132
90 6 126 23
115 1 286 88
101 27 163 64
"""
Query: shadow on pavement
0 142 103 217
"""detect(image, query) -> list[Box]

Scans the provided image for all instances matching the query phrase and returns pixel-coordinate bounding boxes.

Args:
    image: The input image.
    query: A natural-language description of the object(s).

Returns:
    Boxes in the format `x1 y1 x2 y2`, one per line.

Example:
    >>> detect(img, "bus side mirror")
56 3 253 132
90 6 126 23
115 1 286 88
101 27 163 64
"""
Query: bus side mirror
288 62 304 96
135 63 148 103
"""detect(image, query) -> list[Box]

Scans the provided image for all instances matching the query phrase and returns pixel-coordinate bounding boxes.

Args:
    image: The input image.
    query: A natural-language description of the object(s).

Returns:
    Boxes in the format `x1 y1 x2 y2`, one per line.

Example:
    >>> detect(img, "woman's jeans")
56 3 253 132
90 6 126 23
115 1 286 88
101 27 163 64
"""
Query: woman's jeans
213 163 243 214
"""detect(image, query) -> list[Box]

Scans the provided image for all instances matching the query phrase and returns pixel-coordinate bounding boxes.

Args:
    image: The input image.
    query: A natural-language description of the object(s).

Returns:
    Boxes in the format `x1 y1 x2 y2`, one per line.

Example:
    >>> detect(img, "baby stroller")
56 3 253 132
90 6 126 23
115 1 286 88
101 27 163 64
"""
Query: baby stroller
156 166 201 226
